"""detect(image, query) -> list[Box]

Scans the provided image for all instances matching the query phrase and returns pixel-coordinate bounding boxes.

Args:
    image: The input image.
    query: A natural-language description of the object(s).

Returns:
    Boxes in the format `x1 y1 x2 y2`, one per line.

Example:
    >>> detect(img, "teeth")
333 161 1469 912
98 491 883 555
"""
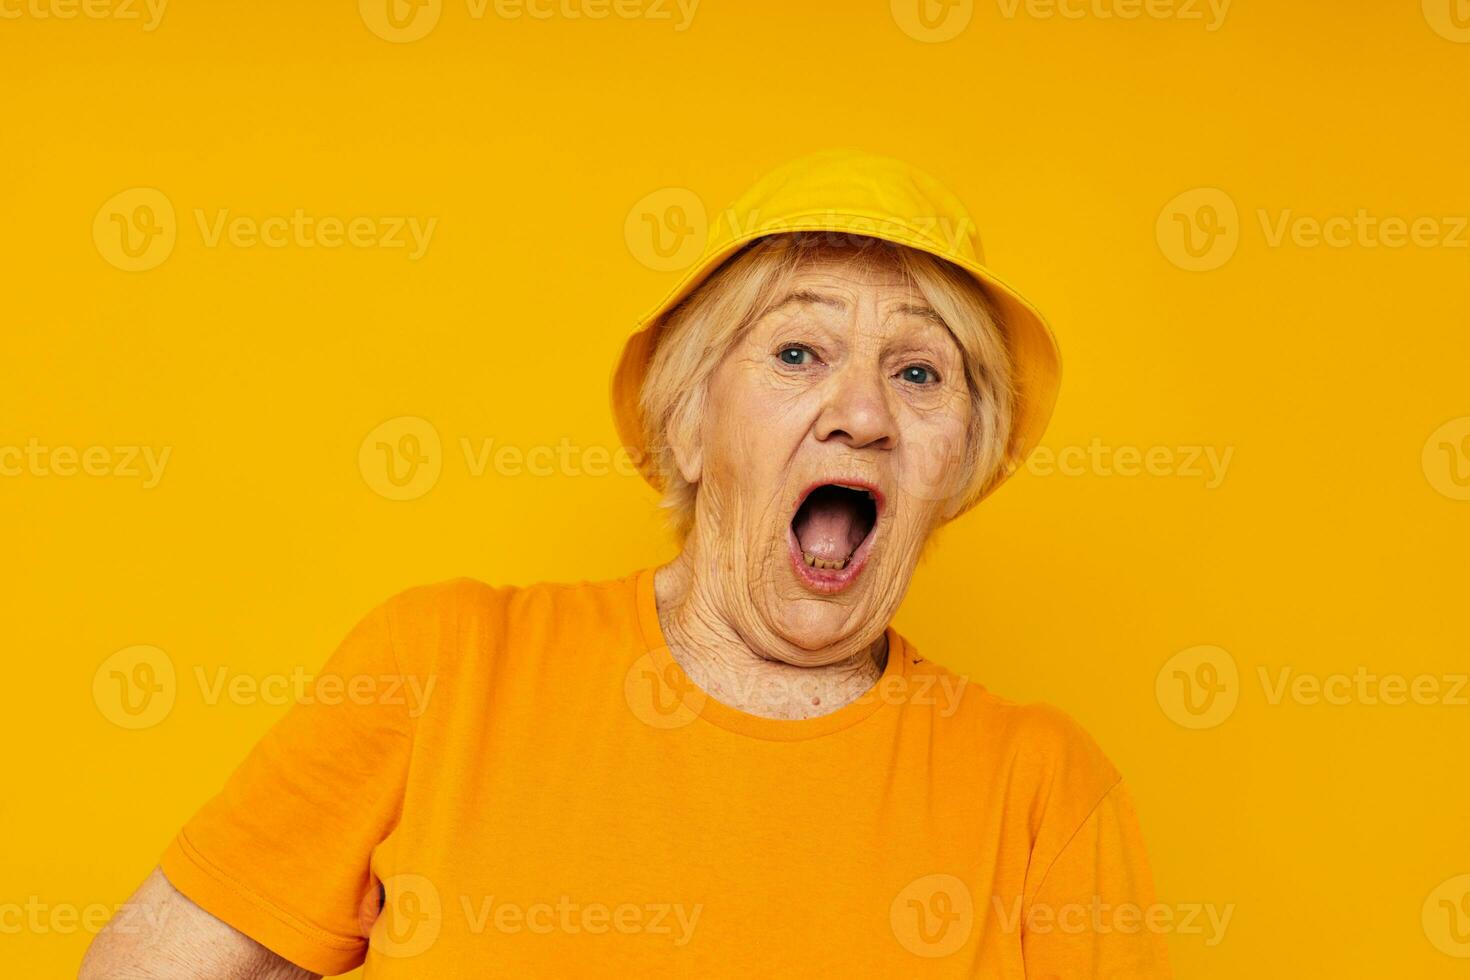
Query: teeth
802 552 848 571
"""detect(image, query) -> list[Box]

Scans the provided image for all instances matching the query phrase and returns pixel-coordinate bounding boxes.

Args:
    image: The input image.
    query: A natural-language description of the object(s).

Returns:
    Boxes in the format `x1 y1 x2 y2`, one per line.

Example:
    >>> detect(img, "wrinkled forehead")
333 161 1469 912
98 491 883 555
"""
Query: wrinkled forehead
755 241 955 342
782 239 916 290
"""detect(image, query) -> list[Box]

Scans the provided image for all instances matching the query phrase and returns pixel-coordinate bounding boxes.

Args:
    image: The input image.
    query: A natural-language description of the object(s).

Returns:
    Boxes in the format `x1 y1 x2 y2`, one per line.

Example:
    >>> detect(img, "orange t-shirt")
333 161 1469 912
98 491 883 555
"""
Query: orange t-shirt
161 568 1171 978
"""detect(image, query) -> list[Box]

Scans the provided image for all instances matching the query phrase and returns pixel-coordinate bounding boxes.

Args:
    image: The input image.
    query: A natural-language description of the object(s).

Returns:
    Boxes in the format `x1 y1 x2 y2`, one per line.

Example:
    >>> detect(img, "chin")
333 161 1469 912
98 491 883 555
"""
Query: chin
762 586 887 663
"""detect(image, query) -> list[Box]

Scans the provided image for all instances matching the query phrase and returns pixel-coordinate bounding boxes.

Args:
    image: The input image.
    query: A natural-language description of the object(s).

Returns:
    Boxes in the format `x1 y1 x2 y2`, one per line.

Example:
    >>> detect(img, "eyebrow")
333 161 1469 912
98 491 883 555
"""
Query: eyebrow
772 288 845 312
771 289 947 326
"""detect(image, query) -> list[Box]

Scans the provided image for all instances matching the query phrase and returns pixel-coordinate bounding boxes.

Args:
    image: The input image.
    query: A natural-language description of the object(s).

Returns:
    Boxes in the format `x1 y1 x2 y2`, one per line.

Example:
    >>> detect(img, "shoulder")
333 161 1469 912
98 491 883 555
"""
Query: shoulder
993 700 1119 790
904 649 1122 819
379 570 636 621
360 571 645 720
371 570 642 664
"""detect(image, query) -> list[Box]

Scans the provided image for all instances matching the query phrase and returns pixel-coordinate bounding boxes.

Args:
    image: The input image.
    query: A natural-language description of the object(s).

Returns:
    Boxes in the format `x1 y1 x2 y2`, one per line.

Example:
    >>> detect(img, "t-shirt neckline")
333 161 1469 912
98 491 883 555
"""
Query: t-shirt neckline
632 565 910 742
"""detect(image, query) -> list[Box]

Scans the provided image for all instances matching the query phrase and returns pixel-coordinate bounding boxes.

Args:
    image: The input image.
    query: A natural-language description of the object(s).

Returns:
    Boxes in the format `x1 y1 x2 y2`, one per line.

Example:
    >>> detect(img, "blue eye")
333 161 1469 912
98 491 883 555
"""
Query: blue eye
778 346 811 366
900 365 937 385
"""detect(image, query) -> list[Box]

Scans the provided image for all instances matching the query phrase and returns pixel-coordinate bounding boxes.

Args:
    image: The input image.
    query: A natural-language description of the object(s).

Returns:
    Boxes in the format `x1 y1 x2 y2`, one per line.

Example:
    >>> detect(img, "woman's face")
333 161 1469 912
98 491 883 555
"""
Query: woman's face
684 248 974 665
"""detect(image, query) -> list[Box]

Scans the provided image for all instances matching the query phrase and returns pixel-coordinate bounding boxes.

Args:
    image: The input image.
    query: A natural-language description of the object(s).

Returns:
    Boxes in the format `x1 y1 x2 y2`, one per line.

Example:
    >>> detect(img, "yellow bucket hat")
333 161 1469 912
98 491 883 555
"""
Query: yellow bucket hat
611 148 1061 510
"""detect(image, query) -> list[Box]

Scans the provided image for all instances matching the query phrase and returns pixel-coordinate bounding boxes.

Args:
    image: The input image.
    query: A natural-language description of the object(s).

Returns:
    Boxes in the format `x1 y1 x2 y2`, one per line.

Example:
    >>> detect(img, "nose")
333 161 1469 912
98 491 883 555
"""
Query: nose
814 362 898 451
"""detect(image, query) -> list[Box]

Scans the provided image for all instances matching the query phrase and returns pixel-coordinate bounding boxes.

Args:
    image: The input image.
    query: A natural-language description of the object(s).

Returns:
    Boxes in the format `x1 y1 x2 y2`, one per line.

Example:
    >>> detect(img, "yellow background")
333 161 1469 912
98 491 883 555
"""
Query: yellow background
3 0 1469 975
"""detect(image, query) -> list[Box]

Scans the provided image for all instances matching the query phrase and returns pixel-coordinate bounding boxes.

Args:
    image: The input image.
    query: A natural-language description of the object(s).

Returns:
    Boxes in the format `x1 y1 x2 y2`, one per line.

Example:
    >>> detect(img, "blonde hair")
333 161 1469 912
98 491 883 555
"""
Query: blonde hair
639 233 1014 538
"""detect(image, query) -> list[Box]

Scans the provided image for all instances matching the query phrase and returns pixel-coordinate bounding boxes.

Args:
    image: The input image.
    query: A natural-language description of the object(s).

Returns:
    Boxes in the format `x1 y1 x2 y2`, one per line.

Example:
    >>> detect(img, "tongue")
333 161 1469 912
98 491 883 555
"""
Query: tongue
793 495 865 561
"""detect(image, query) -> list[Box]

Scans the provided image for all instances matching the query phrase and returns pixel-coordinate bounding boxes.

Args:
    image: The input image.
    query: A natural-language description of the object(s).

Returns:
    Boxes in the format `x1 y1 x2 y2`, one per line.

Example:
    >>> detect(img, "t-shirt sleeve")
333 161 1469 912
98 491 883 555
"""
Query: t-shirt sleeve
159 596 419 976
1020 779 1173 979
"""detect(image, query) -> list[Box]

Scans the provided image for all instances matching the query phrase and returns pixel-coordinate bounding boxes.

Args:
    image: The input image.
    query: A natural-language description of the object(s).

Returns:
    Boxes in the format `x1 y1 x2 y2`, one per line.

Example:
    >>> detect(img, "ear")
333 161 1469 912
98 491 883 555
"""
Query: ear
667 409 703 486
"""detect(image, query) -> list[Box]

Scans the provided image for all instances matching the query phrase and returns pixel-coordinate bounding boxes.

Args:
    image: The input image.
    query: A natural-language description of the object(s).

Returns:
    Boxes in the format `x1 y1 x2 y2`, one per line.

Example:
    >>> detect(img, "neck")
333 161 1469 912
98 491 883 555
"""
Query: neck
652 551 889 721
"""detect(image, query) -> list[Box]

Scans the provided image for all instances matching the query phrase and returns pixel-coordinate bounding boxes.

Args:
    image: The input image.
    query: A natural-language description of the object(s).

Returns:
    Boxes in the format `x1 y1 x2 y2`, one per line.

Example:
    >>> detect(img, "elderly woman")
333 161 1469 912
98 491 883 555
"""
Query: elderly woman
82 151 1170 978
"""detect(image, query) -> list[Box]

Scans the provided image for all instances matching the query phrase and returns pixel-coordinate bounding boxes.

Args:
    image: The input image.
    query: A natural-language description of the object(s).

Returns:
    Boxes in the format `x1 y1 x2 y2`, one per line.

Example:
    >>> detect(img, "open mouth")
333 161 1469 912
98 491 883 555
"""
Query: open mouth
788 482 881 591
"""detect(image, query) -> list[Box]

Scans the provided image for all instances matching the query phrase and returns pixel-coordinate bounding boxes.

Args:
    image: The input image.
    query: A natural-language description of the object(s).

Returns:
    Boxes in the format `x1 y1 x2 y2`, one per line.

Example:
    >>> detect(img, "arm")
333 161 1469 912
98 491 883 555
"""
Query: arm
1021 781 1173 979
79 869 318 980
86 589 430 978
